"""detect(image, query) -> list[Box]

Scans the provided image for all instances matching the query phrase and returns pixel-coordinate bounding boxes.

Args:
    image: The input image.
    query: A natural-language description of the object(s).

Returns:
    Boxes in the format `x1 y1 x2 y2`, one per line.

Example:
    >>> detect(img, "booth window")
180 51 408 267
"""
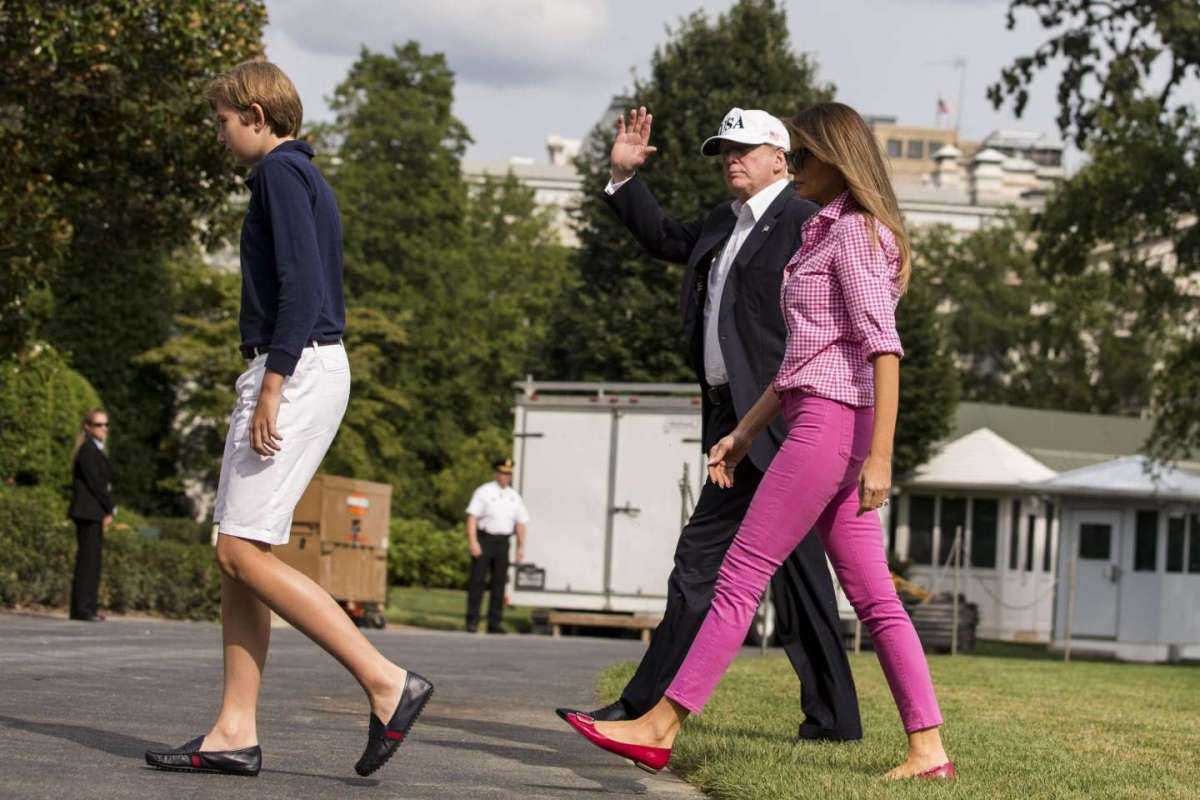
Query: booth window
1134 510 1159 572
1166 516 1186 573
1189 514 1200 573
1042 502 1056 572
909 495 935 565
941 497 967 565
970 498 999 568
1009 499 1022 570
1025 513 1037 571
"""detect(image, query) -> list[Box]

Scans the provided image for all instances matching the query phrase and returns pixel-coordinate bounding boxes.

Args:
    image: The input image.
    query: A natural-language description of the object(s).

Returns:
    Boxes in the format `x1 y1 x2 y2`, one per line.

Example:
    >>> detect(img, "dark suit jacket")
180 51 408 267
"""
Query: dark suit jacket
68 439 114 522
603 175 819 471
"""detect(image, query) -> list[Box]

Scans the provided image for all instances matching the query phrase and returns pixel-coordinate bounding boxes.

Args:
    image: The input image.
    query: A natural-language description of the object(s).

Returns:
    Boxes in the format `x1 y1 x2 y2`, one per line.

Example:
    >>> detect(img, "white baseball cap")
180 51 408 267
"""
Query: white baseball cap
701 108 790 156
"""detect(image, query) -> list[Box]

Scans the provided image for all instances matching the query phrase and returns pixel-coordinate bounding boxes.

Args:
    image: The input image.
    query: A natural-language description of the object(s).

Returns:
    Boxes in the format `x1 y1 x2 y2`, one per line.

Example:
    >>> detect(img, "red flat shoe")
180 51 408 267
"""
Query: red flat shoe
915 761 956 780
564 712 672 774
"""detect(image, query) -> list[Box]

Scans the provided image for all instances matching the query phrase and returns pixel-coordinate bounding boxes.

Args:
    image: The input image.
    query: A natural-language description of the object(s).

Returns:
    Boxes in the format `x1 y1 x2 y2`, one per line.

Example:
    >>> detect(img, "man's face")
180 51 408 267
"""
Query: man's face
720 141 786 201
495 471 512 488
214 101 267 165
87 415 110 444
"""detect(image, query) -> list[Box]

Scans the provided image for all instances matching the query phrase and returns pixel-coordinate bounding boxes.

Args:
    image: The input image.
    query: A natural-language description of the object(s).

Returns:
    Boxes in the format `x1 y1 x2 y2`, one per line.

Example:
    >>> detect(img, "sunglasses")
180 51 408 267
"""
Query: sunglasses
786 147 811 173
89 422 110 428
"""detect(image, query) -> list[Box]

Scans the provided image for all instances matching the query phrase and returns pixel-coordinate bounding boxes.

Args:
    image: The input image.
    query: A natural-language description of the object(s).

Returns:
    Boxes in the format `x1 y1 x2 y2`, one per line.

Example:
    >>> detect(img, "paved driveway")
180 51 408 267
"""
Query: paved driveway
0 612 702 799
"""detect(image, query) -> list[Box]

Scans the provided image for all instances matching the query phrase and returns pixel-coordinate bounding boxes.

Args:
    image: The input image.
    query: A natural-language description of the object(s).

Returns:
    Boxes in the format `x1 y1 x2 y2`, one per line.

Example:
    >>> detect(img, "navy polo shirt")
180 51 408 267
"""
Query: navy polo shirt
239 140 345 376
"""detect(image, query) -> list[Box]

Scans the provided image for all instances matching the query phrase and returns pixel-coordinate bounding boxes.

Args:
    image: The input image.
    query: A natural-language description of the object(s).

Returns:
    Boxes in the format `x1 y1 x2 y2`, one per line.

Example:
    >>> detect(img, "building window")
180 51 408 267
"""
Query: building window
1025 513 1037 571
970 498 999 569
1043 502 1056 572
940 497 967 565
909 495 935 565
1167 516 1186 573
1009 499 1021 570
1134 510 1159 572
1190 514 1200 573
1079 524 1112 559
887 139 902 158
928 140 944 159
907 140 925 160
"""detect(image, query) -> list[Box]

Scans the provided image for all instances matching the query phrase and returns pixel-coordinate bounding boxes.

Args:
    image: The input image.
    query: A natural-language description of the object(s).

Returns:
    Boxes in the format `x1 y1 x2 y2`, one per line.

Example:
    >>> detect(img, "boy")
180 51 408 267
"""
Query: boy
145 62 431 779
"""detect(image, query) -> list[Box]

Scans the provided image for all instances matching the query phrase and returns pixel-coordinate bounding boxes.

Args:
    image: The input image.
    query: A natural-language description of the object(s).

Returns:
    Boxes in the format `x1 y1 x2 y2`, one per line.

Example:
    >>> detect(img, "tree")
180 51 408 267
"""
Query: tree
894 274 961 477
989 1 1200 459
547 0 834 381
0 1 267 512
320 45 569 524
136 253 242 510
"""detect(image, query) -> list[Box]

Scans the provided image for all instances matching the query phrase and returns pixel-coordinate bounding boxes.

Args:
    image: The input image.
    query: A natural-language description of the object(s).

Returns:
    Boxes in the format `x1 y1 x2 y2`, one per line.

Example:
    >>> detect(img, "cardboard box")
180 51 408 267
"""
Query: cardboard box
276 474 392 606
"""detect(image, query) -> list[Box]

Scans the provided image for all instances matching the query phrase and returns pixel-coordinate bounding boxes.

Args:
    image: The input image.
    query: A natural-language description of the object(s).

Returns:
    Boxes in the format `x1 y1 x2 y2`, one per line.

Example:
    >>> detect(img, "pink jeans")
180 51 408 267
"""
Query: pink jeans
665 391 943 733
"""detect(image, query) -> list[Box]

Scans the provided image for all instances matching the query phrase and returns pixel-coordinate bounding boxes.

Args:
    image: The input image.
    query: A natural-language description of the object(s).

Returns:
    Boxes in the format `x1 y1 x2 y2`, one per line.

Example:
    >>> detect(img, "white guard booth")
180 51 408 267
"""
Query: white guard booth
509 381 706 615
1044 456 1200 663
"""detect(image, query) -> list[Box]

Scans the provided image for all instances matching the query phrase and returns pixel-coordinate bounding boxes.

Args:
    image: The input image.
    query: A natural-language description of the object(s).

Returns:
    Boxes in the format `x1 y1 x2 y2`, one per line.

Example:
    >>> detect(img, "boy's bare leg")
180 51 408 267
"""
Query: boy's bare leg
202 572 270 749
202 534 407 749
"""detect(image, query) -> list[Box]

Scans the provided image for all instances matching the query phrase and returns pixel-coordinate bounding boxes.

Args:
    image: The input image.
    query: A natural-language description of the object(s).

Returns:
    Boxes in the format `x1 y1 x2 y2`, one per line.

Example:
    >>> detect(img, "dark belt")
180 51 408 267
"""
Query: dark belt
240 338 343 360
705 383 732 405
478 529 513 537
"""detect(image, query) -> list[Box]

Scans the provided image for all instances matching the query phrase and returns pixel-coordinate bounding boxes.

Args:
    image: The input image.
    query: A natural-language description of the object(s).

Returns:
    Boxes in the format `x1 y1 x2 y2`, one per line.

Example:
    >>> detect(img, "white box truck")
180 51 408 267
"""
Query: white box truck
509 381 706 617
508 380 861 643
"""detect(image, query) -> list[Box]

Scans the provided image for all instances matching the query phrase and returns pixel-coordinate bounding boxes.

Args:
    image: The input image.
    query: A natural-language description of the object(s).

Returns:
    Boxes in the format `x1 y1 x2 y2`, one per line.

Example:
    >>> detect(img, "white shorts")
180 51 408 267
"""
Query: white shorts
213 341 350 545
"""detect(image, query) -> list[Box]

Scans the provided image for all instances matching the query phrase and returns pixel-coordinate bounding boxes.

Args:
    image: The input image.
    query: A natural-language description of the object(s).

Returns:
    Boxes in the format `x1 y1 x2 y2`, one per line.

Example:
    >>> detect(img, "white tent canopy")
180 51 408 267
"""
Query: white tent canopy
905 427 1057 491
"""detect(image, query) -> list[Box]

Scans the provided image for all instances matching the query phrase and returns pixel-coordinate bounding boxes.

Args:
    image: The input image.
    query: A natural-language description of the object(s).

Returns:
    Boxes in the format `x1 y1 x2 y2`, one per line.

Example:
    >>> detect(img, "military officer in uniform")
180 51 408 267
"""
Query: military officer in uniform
465 458 530 633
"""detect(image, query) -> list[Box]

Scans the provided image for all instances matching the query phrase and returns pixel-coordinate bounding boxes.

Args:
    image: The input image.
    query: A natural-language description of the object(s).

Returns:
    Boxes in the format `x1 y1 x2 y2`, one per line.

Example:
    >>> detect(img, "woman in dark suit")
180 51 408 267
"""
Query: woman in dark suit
67 407 113 622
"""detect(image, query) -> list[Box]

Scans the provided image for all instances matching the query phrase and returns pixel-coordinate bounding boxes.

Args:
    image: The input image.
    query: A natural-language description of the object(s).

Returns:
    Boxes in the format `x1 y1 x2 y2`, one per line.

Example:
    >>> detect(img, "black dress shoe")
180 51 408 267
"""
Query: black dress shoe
70 613 105 622
355 671 434 776
486 626 507 635
145 736 261 776
554 699 631 723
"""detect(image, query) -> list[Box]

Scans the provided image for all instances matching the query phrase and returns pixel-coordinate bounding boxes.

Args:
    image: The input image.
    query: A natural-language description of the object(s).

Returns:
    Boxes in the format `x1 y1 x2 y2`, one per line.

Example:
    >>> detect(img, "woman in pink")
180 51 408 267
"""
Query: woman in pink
564 103 954 780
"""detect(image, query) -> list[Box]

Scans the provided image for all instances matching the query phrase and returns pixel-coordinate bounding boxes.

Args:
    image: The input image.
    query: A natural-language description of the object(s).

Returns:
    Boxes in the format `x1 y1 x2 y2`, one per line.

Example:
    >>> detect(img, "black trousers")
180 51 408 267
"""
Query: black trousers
70 518 103 619
618 399 863 740
466 531 511 631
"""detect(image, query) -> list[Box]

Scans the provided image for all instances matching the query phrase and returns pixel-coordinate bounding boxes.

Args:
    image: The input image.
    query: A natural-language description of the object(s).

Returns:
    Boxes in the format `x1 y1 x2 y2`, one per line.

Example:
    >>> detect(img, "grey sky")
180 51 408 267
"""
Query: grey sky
262 1 1074 163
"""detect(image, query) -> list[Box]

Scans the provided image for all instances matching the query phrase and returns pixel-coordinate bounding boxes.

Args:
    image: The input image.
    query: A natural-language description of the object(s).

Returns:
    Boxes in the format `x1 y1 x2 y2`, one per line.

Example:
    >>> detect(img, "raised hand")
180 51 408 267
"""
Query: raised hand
611 106 658 182
707 432 750 489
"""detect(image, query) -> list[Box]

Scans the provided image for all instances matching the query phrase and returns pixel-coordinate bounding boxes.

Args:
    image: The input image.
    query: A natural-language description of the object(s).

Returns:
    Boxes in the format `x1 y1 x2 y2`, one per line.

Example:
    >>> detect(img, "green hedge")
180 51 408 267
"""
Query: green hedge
388 517 471 590
0 486 220 619
0 345 102 490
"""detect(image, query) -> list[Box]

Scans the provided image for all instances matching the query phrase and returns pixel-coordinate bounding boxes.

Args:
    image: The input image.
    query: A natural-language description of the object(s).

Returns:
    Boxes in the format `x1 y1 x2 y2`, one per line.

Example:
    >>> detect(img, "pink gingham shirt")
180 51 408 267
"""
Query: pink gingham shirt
773 191 904 407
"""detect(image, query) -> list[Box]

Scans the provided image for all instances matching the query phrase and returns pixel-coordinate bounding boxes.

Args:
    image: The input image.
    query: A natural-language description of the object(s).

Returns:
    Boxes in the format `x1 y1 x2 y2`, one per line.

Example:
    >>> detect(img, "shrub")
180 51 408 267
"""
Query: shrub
0 344 102 491
387 517 470 589
0 486 220 619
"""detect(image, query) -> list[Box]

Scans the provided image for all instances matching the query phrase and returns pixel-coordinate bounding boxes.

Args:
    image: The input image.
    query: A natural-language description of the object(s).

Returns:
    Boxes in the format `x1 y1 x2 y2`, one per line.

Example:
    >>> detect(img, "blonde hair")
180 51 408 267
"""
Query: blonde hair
203 61 303 138
785 103 912 292
71 407 107 462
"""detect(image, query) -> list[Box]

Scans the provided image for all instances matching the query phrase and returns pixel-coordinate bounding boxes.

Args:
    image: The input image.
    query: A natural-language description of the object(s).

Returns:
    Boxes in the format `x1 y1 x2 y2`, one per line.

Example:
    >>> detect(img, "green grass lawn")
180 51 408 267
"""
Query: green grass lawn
385 586 532 632
598 648 1200 800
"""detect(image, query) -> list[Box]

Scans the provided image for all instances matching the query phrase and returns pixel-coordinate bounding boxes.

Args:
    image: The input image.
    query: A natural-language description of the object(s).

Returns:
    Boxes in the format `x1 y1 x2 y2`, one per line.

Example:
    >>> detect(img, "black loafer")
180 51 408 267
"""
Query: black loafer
554 699 631 723
355 671 434 776
145 735 261 776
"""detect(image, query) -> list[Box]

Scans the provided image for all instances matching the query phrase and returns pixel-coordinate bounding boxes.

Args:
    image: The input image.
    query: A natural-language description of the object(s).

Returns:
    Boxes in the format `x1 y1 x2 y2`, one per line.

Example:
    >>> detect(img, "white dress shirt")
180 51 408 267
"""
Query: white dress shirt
466 481 530 535
606 175 790 385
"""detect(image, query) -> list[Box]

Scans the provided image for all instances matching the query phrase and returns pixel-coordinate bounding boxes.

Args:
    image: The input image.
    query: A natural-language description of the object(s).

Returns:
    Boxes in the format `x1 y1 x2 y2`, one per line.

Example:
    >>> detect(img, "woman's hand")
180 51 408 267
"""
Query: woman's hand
708 431 751 488
857 453 892 516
